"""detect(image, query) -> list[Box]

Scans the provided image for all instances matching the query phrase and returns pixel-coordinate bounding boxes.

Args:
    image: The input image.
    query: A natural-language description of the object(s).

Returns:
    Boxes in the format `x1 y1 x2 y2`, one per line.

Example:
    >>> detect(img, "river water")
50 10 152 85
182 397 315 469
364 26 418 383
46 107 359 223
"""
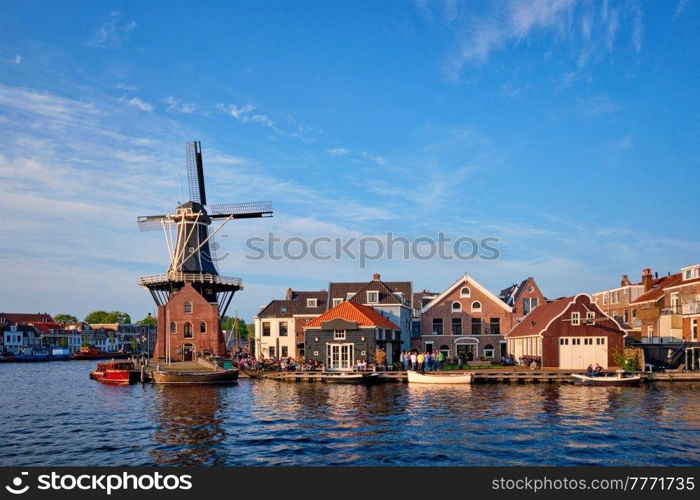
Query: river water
1 361 699 466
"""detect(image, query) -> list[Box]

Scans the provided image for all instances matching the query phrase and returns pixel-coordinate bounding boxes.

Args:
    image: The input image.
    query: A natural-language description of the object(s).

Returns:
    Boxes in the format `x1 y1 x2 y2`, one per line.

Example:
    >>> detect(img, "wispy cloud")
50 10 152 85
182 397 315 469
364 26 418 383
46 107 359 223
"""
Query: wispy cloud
577 95 621 117
90 11 137 48
216 102 318 141
163 96 196 114
122 96 153 112
115 83 138 91
327 147 350 157
361 152 386 165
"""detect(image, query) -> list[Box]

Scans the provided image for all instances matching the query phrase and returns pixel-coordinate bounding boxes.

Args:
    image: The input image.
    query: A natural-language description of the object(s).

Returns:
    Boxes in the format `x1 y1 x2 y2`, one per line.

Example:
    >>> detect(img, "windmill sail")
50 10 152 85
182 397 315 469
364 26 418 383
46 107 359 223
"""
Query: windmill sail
186 141 207 205
209 201 273 218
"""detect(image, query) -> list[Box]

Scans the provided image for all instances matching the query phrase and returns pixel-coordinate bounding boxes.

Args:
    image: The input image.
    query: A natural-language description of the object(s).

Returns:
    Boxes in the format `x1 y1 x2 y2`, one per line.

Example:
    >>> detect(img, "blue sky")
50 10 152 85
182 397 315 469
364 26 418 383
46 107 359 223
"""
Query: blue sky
1 0 698 322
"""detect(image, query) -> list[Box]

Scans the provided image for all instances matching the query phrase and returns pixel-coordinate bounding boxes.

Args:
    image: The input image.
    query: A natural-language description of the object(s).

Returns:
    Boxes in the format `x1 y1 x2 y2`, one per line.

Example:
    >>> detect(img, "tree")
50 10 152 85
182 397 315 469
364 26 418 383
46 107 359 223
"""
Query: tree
84 310 131 324
54 314 78 324
221 316 249 339
137 314 157 327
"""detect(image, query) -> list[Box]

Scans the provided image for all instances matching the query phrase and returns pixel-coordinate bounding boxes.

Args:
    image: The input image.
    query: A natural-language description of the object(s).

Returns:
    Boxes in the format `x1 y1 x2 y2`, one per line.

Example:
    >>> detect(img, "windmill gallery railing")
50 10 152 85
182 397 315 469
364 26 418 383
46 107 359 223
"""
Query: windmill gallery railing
139 272 243 288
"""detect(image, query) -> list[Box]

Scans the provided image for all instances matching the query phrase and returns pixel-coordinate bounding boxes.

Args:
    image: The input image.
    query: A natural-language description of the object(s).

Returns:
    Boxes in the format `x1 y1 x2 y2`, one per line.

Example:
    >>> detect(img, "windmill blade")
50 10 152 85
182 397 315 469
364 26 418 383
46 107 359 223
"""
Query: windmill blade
137 215 170 232
185 140 207 206
209 201 273 219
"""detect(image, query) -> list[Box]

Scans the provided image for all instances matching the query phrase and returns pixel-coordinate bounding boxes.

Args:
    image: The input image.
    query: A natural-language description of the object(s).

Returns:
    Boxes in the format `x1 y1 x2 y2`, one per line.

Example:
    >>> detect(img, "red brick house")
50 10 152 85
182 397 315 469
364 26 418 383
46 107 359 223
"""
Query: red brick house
506 294 626 369
420 273 513 362
499 277 546 321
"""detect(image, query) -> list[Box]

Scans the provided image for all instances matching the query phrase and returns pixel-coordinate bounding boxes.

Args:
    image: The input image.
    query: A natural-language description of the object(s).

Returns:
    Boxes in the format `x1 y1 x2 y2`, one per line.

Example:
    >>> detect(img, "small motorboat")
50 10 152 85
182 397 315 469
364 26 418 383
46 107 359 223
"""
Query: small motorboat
407 371 473 384
151 368 239 384
90 360 136 385
571 371 641 386
323 372 381 384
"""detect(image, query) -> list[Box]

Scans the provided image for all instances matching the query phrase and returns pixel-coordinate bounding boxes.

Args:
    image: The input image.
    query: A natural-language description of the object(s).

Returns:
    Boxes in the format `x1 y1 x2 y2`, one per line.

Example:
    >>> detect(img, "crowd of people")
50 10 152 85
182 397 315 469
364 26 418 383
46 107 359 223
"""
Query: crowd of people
399 350 446 372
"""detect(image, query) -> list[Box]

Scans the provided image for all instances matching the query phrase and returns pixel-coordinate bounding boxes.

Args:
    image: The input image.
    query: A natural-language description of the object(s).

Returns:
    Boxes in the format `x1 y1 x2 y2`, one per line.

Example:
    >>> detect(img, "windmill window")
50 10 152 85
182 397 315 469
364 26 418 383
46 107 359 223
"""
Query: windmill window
184 301 192 313
471 301 482 312
451 301 462 312
183 322 193 338
200 322 206 334
169 322 176 334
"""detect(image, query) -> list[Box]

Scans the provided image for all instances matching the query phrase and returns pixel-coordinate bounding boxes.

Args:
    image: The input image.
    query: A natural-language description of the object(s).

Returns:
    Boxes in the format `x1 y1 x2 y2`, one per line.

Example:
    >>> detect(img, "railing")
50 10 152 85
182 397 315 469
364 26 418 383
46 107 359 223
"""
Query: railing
139 272 243 287
660 307 682 315
641 336 685 344
682 302 700 315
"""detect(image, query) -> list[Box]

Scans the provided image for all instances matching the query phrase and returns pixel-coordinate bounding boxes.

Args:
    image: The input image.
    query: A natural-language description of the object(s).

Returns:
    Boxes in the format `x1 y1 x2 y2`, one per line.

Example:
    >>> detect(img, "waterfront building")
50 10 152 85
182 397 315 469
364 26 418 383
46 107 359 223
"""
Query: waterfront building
411 289 439 349
303 300 400 370
254 289 327 359
499 277 547 322
660 263 700 343
419 273 513 362
506 294 626 369
631 270 684 344
327 273 413 354
2 324 42 355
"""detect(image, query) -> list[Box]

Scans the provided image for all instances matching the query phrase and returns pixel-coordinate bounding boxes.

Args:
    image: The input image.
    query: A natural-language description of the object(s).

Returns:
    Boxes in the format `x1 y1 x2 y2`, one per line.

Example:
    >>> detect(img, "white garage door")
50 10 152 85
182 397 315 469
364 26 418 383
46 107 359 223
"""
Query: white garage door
558 337 608 369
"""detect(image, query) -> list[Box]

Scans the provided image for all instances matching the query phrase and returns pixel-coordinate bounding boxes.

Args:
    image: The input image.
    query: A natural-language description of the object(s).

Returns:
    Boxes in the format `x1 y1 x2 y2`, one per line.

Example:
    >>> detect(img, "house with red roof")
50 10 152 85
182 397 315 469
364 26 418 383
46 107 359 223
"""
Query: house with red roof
303 300 401 370
632 271 684 343
505 294 626 370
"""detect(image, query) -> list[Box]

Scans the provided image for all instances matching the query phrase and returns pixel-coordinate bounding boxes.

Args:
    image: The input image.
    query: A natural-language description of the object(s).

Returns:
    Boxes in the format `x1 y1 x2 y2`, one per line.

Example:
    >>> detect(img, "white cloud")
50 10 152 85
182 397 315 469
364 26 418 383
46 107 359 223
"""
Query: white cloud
90 11 137 48
163 96 196 114
116 83 138 91
361 152 386 165
327 147 350 157
14 55 21 64
577 95 621 117
123 96 153 112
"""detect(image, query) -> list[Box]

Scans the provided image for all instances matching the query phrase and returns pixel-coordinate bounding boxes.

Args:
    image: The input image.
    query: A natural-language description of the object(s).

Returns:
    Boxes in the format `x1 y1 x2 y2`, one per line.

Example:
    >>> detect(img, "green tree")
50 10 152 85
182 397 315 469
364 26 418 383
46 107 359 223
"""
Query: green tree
137 314 157 327
221 316 248 339
54 314 78 324
84 310 131 324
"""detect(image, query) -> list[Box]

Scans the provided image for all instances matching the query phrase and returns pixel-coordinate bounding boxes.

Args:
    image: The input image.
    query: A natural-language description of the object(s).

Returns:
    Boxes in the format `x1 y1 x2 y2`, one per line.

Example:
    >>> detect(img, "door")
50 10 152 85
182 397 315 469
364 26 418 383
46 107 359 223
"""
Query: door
182 343 194 361
327 344 354 370
456 344 476 361
559 337 608 369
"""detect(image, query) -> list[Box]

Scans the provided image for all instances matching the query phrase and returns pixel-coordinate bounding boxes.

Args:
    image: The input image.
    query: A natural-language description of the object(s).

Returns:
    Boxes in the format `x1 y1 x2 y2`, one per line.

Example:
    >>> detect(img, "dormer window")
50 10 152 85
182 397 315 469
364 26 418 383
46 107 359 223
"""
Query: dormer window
346 292 356 300
460 287 471 298
332 298 343 307
280 306 288 314
306 298 317 308
571 312 581 326
367 291 379 303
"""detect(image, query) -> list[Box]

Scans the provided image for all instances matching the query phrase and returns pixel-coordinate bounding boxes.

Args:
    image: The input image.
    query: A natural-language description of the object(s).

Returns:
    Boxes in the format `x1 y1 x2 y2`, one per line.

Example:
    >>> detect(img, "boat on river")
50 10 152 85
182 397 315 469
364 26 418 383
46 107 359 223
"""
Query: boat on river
407 371 473 384
90 360 137 385
324 372 381 384
71 347 130 360
571 371 641 386
151 368 239 384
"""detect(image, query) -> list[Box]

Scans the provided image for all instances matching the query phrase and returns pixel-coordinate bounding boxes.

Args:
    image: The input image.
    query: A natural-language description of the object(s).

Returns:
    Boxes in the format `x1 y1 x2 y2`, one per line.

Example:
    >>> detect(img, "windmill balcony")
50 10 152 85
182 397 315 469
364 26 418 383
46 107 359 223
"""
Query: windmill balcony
139 271 243 288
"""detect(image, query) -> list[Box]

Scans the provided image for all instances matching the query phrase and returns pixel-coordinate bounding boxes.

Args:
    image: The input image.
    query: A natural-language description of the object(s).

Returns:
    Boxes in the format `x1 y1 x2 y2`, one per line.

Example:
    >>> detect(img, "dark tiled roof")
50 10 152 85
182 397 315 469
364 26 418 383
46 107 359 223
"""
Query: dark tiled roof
506 296 573 338
329 280 412 307
0 313 54 324
632 273 683 304
257 290 327 318
412 291 438 312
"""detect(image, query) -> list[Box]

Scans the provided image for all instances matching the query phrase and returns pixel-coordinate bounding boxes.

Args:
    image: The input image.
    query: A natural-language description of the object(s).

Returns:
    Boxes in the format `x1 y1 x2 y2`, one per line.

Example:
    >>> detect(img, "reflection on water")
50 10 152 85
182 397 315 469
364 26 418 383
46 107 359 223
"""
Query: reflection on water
0 362 699 466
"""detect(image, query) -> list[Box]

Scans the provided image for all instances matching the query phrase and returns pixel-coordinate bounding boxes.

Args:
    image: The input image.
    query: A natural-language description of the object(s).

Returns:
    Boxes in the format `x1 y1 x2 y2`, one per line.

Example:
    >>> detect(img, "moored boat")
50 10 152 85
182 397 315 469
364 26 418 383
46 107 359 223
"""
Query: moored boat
323 372 381 384
407 371 473 384
71 347 130 360
90 360 136 385
571 371 641 386
151 368 239 384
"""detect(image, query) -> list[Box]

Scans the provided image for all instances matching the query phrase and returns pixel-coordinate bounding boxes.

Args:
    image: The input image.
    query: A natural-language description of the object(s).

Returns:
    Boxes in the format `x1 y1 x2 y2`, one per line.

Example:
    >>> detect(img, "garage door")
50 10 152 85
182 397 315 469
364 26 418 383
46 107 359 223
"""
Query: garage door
558 337 608 369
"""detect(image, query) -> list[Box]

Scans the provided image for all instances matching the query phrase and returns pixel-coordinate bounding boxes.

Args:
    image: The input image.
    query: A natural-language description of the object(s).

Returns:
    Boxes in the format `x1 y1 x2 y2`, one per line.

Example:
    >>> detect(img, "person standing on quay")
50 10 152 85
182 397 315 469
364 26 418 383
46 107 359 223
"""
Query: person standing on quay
417 352 425 372
410 351 417 371
424 351 432 372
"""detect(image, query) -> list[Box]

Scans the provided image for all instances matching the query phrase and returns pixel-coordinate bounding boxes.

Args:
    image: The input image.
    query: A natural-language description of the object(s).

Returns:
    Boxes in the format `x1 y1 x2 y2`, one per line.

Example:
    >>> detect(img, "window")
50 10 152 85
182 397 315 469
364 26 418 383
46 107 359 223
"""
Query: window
471 318 482 335
200 322 206 334
280 307 287 314
262 322 271 337
451 301 462 312
603 294 608 305
586 311 595 324
183 322 193 338
333 329 346 339
306 298 318 308
686 270 692 279
483 344 495 359
460 287 471 298
559 338 568 345
571 312 580 326
647 326 654 338
573 338 580 345
490 318 501 335
184 301 192 313
332 298 343 307
432 318 443 335
170 322 176 334
439 345 450 357
268 346 276 358
691 318 698 340
281 346 288 357
367 291 379 303
523 297 539 315
622 310 628 324
632 308 637 319
451 317 462 335
471 301 482 312
280 322 288 337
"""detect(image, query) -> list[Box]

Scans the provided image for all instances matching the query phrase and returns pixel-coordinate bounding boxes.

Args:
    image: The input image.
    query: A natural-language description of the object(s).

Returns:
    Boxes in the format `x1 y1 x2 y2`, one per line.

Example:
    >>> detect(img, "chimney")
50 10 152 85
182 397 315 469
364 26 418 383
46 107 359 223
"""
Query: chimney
373 273 380 281
285 287 293 300
641 268 653 292
620 274 630 287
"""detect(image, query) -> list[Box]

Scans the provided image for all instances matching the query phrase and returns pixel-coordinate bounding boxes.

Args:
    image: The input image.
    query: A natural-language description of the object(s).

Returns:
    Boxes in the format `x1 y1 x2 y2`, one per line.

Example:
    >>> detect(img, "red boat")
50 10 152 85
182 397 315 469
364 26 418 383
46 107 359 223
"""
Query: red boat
89 360 136 385
71 347 130 360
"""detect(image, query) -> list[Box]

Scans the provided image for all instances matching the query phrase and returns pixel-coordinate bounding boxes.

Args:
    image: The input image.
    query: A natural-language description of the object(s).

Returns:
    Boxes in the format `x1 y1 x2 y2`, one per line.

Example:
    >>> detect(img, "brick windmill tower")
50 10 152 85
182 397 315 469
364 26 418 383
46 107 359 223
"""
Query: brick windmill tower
138 141 272 362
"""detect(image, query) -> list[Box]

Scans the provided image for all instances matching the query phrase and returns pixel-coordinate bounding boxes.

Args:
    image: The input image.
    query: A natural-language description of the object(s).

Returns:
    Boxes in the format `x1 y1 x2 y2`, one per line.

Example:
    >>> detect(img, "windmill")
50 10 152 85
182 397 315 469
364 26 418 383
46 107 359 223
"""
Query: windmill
138 141 272 361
